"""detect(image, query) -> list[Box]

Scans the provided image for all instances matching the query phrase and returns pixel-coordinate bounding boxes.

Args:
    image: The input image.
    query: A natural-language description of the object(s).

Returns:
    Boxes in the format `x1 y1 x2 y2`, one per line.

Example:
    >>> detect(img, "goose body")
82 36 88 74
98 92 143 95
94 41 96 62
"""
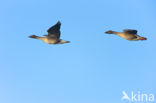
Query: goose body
105 29 147 41
29 21 70 44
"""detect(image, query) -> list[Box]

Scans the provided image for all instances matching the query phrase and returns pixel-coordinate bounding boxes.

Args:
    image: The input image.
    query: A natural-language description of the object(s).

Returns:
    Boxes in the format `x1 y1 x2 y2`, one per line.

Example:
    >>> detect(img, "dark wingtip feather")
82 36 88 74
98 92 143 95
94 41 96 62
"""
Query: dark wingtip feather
57 21 61 25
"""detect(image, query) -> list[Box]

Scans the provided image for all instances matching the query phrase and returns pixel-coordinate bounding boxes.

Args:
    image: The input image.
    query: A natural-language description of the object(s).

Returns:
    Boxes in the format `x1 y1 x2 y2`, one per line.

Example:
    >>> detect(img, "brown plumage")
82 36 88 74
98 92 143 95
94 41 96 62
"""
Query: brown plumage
105 29 147 41
29 21 70 44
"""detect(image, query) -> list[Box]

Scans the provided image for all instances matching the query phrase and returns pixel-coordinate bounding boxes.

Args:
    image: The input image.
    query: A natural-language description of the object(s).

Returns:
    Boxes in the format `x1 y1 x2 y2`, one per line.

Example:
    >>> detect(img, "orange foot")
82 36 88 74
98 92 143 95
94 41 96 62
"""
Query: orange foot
138 37 147 40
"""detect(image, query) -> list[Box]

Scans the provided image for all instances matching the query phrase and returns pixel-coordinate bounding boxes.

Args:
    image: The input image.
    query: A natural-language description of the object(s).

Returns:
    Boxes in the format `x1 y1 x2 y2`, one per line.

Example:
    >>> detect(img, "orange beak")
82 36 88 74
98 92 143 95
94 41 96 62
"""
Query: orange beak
138 37 147 40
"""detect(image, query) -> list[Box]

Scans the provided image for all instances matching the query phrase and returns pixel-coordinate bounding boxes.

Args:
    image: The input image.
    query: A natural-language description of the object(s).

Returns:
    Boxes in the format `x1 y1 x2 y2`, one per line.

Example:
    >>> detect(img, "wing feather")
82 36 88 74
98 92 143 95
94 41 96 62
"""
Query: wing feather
47 21 61 39
123 29 137 34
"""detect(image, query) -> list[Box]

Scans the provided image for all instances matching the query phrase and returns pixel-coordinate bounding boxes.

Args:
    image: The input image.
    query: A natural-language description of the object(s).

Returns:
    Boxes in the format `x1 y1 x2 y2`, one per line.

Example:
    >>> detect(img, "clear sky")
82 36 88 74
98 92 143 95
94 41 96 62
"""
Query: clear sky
0 0 156 103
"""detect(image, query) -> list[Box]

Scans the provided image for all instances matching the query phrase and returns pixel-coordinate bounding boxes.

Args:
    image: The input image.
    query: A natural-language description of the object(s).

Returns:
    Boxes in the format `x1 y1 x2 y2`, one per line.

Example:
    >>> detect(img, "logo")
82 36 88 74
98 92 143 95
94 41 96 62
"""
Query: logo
121 91 154 102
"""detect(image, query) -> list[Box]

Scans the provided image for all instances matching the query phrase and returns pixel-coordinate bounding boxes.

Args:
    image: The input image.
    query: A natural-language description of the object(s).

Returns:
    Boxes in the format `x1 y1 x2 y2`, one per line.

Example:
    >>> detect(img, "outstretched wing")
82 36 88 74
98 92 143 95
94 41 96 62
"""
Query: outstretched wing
123 29 137 34
47 21 61 39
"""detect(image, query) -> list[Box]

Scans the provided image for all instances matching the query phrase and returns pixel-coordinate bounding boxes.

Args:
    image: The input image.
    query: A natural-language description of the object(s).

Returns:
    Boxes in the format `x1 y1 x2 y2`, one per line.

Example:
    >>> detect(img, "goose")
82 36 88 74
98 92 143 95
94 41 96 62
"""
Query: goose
105 29 147 41
29 21 70 44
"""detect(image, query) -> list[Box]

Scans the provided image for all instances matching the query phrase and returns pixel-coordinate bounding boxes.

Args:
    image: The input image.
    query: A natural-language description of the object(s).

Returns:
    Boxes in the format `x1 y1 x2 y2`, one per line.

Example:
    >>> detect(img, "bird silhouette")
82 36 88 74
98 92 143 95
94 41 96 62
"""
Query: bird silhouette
29 21 70 44
105 29 147 41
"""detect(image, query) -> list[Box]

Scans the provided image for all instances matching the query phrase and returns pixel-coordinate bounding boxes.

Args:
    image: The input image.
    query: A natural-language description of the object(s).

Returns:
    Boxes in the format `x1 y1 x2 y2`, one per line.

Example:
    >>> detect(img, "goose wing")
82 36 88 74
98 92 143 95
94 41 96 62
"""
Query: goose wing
123 29 137 34
47 21 61 39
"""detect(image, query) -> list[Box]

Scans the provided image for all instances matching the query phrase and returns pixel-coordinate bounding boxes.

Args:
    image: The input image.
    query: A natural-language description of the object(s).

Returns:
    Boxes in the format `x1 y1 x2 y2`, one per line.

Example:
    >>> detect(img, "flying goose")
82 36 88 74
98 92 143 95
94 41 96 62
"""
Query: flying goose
29 21 70 44
105 29 147 41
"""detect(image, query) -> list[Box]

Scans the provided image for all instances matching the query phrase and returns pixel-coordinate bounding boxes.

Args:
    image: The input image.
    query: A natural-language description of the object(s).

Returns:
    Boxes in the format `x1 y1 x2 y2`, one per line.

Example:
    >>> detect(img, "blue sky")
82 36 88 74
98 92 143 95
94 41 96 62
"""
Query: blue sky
0 0 156 103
